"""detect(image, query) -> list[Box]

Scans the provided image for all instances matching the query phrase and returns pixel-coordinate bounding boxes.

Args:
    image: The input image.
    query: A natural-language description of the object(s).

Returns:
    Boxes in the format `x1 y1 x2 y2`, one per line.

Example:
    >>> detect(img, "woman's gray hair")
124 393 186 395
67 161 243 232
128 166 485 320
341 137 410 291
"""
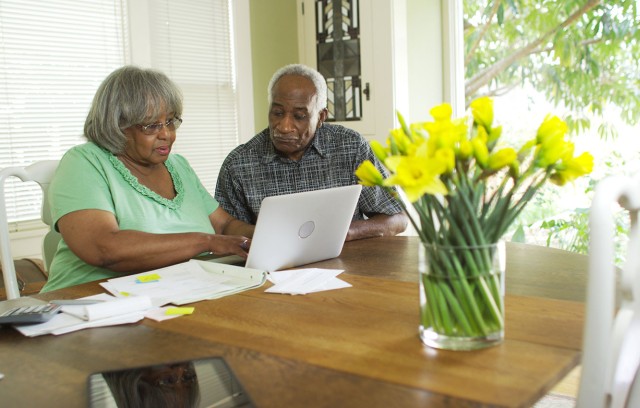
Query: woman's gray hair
84 65 183 154
267 64 328 115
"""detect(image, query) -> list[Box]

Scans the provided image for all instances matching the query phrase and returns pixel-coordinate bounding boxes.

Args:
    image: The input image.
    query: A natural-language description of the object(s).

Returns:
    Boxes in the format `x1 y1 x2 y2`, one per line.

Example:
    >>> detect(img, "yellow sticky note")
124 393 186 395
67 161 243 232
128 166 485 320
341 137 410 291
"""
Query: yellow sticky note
165 307 195 316
137 273 161 283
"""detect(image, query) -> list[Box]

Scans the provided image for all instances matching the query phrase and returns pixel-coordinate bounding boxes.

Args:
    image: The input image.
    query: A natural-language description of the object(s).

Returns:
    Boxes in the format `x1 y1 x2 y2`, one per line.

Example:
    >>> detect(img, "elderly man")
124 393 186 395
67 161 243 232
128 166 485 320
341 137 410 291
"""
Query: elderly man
214 64 407 241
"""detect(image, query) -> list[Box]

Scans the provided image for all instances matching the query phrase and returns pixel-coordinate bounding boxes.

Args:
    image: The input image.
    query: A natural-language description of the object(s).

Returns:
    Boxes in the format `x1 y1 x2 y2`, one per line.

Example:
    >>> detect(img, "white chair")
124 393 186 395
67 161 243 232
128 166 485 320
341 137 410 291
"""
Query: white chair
578 175 640 408
0 160 60 300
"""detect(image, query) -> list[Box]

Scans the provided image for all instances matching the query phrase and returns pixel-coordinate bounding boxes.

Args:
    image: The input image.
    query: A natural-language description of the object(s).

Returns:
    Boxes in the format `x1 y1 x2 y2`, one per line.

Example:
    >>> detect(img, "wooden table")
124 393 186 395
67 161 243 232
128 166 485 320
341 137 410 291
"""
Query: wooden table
0 236 587 407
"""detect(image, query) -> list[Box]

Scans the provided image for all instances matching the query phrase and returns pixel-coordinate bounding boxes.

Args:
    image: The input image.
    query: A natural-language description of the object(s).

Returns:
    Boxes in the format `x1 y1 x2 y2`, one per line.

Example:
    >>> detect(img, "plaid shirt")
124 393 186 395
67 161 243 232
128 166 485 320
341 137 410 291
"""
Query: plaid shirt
214 124 403 224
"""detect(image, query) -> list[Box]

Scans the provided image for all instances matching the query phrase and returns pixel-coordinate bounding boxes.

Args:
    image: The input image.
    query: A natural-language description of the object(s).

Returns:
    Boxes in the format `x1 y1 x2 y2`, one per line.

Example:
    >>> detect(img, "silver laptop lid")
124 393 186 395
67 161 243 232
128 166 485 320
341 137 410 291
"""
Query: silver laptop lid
245 184 362 272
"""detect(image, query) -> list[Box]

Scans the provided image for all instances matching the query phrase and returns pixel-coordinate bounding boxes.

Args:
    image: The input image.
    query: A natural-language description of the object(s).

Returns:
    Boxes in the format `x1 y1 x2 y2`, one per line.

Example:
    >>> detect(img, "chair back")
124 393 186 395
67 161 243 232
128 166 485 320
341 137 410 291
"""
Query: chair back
0 160 60 299
578 175 640 408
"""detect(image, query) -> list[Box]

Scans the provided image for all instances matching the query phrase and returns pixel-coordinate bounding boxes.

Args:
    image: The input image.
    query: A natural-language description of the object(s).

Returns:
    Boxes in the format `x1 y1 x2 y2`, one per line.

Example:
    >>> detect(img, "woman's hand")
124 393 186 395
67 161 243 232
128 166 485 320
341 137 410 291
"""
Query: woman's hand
208 235 251 258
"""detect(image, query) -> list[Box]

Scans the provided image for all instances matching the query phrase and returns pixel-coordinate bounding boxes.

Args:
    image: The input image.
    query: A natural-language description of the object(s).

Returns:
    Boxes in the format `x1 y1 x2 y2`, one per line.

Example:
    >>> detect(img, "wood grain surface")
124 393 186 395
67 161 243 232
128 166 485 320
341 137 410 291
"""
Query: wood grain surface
0 236 587 407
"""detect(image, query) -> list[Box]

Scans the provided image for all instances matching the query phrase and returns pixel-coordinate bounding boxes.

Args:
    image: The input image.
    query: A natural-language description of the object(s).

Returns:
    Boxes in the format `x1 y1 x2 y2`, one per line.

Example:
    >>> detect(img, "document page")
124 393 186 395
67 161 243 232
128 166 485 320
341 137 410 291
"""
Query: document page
101 259 266 305
266 268 351 295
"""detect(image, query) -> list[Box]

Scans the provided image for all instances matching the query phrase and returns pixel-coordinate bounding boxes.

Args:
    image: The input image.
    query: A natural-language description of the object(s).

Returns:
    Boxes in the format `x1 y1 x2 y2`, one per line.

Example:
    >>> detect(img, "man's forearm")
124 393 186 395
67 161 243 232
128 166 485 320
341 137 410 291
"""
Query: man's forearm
346 213 408 241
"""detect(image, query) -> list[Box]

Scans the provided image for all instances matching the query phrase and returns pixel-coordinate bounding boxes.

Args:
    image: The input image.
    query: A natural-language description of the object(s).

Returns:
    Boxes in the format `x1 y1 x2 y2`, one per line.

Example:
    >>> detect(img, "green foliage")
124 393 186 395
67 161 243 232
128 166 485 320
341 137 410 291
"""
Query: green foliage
463 0 640 138
464 0 638 263
508 153 632 266
534 200 629 267
539 209 590 254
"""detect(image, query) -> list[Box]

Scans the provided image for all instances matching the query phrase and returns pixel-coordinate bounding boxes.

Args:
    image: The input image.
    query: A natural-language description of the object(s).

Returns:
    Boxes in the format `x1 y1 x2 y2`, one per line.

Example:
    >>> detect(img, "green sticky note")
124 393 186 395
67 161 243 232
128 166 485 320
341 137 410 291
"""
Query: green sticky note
165 307 195 316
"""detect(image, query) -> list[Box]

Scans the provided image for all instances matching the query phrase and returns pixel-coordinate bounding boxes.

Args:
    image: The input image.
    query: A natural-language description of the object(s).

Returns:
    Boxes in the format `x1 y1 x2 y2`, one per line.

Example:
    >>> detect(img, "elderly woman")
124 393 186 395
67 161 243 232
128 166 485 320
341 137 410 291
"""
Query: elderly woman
41 66 253 292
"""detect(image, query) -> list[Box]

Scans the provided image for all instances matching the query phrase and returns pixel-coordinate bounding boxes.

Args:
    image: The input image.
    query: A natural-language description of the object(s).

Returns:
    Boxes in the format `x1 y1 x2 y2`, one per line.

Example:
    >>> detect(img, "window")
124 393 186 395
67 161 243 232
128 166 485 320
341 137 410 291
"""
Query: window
146 0 240 192
1 0 248 233
0 0 129 227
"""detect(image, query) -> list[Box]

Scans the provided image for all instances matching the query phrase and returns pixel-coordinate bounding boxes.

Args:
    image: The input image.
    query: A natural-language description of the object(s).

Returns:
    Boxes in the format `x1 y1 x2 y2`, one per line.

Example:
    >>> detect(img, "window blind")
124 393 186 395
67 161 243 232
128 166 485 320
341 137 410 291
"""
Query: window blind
148 0 239 195
1 0 243 229
0 0 129 226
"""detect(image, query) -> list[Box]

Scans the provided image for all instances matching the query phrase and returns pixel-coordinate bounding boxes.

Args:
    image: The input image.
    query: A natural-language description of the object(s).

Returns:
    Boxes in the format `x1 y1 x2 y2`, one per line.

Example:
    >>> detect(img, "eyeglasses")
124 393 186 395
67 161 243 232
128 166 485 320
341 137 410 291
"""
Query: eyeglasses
136 117 183 135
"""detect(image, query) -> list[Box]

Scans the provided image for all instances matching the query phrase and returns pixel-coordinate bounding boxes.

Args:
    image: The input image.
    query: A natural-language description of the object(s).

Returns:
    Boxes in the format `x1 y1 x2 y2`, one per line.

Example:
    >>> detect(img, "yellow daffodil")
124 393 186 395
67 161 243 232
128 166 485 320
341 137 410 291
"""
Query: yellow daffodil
470 96 494 129
422 103 468 148
535 138 574 168
471 136 489 168
355 160 385 187
487 147 517 171
457 138 473 160
475 124 489 144
434 147 456 174
536 114 568 144
370 140 388 163
430 103 453 122
354 96 595 346
356 96 593 241
383 154 448 202
550 152 595 186
388 128 415 155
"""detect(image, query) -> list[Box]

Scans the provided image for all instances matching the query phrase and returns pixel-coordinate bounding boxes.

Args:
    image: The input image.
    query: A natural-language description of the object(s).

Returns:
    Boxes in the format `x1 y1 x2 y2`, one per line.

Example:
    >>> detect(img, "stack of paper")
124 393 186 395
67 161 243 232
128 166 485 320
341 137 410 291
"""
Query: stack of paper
14 294 152 337
266 268 351 295
12 260 266 337
61 295 152 320
100 259 266 306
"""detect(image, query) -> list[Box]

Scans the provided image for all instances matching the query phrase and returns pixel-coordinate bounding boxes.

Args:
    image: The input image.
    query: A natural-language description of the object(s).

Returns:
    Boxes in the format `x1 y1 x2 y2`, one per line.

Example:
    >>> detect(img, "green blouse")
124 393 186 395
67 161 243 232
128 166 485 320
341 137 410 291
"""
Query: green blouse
42 142 218 292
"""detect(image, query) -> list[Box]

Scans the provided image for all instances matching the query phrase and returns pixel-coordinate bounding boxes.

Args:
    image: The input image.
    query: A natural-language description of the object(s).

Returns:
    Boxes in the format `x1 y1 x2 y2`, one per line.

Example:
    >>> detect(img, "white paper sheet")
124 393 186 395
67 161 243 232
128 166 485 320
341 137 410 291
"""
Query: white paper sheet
13 294 150 337
265 268 351 295
61 295 152 321
100 259 266 305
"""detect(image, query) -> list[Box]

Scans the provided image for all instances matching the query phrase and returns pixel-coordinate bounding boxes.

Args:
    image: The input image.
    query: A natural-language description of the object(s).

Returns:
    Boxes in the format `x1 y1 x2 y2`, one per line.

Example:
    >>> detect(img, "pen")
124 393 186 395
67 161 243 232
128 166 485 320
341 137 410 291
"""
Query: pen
50 299 105 305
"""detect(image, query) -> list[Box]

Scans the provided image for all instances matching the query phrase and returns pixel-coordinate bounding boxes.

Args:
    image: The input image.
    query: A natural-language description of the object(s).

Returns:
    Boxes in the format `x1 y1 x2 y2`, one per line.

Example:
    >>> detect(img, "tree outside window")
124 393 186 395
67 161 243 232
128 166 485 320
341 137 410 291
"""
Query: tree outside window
463 0 639 264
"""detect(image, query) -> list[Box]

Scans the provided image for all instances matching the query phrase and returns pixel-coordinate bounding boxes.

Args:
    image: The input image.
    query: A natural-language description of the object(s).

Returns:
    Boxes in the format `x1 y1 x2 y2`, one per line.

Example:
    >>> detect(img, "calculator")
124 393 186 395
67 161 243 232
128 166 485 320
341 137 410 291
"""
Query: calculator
0 303 62 325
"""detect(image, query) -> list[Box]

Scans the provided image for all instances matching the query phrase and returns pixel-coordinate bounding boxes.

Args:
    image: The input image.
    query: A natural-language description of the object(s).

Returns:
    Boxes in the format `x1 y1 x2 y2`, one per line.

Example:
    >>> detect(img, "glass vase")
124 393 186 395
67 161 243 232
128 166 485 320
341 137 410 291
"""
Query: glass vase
419 241 506 350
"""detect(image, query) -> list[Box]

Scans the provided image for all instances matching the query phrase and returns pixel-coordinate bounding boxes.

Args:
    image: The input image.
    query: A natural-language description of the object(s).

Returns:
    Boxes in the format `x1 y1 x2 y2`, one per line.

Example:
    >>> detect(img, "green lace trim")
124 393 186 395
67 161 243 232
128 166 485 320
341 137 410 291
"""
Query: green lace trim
108 154 184 210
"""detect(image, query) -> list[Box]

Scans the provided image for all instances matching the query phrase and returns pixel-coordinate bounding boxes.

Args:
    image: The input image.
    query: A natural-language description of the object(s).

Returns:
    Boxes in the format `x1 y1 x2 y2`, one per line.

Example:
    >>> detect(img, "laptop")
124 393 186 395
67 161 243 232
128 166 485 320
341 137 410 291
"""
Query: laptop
212 185 362 272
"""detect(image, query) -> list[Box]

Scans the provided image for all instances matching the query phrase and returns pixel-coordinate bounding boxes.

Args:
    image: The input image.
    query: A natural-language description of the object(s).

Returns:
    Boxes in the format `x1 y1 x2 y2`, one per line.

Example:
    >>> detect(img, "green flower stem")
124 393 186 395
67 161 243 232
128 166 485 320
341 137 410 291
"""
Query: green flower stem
421 243 503 338
496 172 551 237
437 278 475 336
478 276 504 328
449 252 490 334
437 194 494 272
432 249 482 334
422 273 443 328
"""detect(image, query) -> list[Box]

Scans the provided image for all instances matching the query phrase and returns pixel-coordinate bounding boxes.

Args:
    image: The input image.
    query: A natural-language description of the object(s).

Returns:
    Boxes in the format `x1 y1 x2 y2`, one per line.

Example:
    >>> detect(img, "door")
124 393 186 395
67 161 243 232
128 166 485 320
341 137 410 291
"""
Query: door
298 0 401 141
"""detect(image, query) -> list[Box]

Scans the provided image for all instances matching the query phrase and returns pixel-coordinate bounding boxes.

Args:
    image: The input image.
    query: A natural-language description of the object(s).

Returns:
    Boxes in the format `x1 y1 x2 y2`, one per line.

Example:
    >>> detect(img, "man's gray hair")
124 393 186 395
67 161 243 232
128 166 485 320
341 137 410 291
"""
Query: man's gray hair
84 65 183 154
267 64 328 114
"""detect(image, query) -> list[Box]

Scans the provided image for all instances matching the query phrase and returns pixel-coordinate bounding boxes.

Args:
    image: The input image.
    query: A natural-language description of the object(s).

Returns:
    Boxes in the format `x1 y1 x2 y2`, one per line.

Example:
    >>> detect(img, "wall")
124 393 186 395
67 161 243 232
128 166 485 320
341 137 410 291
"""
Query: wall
248 0 299 136
406 0 444 123
247 0 444 130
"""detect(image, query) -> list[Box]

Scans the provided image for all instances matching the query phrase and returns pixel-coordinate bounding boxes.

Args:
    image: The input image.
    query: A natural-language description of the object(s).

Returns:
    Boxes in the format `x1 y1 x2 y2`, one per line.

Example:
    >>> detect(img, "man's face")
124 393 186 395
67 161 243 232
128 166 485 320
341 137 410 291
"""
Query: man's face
268 74 326 161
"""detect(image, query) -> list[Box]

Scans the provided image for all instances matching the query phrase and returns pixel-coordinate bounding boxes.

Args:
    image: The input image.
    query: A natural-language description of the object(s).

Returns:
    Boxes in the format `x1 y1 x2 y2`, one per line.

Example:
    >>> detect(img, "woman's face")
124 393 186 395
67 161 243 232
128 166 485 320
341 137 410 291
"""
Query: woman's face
122 113 178 166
